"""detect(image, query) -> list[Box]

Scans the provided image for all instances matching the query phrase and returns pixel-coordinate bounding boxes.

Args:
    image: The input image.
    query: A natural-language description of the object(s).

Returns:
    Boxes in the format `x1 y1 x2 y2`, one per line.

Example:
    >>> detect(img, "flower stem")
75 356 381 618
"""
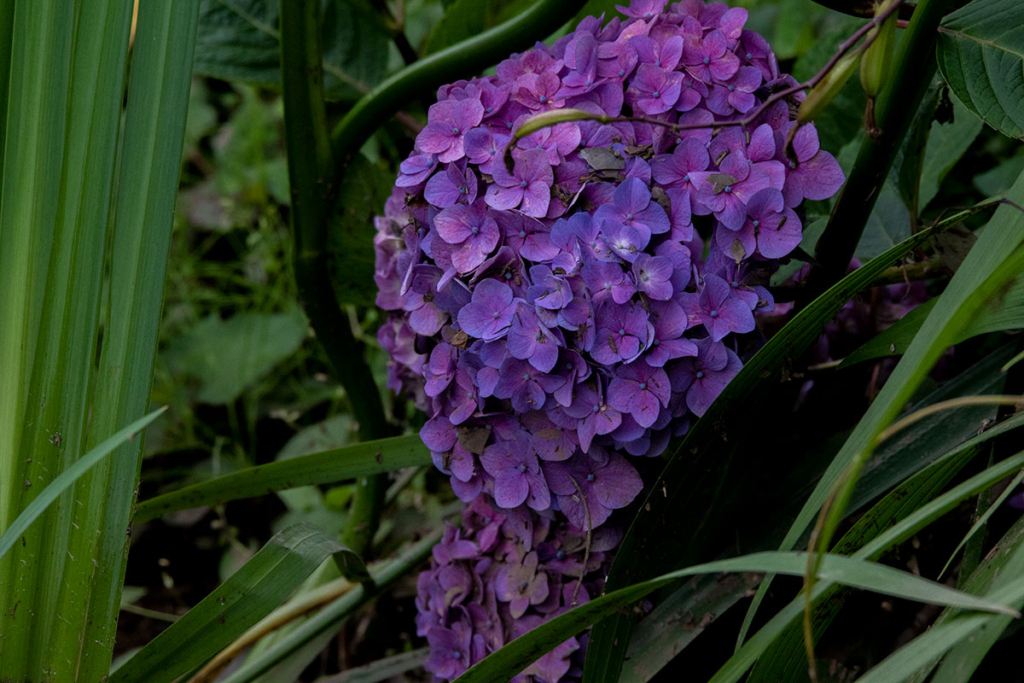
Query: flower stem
804 0 959 300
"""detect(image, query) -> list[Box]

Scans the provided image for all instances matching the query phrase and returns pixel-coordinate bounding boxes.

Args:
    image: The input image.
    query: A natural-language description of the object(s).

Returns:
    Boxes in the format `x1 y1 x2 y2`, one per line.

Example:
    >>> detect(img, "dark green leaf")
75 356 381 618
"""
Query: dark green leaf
108 524 342 683
162 309 309 404
919 96 984 208
313 648 429 683
856 183 912 260
937 0 1024 140
193 0 391 101
425 0 490 54
134 435 431 521
327 154 394 306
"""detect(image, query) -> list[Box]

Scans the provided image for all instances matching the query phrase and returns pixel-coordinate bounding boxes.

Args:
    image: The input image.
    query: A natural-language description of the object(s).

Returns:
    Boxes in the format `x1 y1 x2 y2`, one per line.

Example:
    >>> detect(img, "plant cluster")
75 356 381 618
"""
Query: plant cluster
374 0 844 678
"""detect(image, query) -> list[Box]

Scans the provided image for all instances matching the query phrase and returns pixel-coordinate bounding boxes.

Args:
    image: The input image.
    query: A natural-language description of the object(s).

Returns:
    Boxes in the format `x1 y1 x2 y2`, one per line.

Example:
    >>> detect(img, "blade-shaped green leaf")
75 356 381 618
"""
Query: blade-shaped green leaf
0 408 166 562
220 529 442 683
856 616 992 683
627 340 1023 683
452 551 1017 683
708 452 1024 683
746 406 1024 682
108 523 342 683
736 169 1024 664
134 434 430 522
585 205 970 681
937 0 1024 140
843 272 1024 366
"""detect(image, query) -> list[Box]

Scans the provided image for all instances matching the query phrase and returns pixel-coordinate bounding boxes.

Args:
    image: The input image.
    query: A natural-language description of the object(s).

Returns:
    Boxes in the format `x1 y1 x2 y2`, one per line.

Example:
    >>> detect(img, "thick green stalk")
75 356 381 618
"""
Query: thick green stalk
806 0 957 296
0 1 129 677
280 0 392 564
73 1 200 679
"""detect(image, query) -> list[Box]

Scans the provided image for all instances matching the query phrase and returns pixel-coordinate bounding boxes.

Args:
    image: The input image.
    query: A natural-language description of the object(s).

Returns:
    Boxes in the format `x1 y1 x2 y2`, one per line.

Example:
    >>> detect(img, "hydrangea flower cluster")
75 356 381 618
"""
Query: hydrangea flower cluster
415 497 620 681
372 0 845 679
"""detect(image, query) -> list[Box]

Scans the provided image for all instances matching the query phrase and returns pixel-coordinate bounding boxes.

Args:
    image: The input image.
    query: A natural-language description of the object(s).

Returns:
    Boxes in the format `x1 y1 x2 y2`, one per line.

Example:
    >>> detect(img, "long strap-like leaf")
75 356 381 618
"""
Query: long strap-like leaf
134 434 430 522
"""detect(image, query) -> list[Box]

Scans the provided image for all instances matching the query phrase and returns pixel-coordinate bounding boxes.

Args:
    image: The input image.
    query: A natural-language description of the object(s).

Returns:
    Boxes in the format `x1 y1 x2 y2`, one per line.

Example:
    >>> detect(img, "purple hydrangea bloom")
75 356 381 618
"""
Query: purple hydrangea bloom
377 3 848 677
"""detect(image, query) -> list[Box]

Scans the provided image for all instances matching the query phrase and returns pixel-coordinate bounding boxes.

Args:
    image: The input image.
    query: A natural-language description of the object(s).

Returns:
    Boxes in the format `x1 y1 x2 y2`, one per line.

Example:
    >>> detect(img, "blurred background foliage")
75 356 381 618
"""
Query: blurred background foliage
119 0 1023 678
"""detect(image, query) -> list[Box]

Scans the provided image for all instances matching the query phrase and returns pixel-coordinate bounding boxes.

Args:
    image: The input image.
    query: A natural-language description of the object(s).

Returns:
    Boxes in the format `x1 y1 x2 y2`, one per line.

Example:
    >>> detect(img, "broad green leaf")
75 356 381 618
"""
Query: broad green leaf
134 434 430 521
453 552 1016 683
937 0 1024 140
586 210 963 682
975 153 1024 196
162 309 308 404
327 154 394 306
738 169 1024 663
193 0 391 101
108 524 343 683
275 414 354 513
220 530 443 683
919 95 984 208
856 182 912 260
0 409 165 562
425 0 491 54
842 273 1024 366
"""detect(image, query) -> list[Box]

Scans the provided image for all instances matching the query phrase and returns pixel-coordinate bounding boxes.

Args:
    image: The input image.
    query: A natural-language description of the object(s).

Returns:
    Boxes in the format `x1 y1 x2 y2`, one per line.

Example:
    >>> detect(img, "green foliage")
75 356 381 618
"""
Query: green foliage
453 551 1017 683
937 0 1024 140
135 435 431 521
109 524 344 683
193 0 392 101
163 309 309 404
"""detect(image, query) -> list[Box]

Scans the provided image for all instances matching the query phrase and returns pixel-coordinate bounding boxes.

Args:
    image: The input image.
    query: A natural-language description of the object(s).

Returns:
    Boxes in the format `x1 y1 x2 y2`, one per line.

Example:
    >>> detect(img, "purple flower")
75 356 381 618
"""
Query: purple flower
498 212 560 262
481 438 550 510
683 28 740 83
706 66 762 115
425 161 479 208
507 303 561 373
651 138 709 212
632 253 673 300
396 153 437 187
563 381 623 451
607 362 671 428
464 127 510 175
494 357 565 412
616 0 668 19
691 152 772 230
495 550 550 617
417 99 485 163
680 273 755 341
779 123 845 206
671 337 742 416
487 149 554 217
632 34 684 71
594 177 670 238
545 450 644 530
591 303 653 365
717 188 802 260
628 64 684 115
582 258 635 305
425 620 476 679
433 200 500 273
516 123 582 166
646 299 698 367
457 278 517 340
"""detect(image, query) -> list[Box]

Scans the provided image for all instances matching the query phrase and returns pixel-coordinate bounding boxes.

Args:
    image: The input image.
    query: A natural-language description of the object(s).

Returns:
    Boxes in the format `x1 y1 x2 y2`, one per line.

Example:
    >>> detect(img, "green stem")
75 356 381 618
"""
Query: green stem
280 0 393 565
812 0 917 19
805 0 956 298
329 0 587 175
